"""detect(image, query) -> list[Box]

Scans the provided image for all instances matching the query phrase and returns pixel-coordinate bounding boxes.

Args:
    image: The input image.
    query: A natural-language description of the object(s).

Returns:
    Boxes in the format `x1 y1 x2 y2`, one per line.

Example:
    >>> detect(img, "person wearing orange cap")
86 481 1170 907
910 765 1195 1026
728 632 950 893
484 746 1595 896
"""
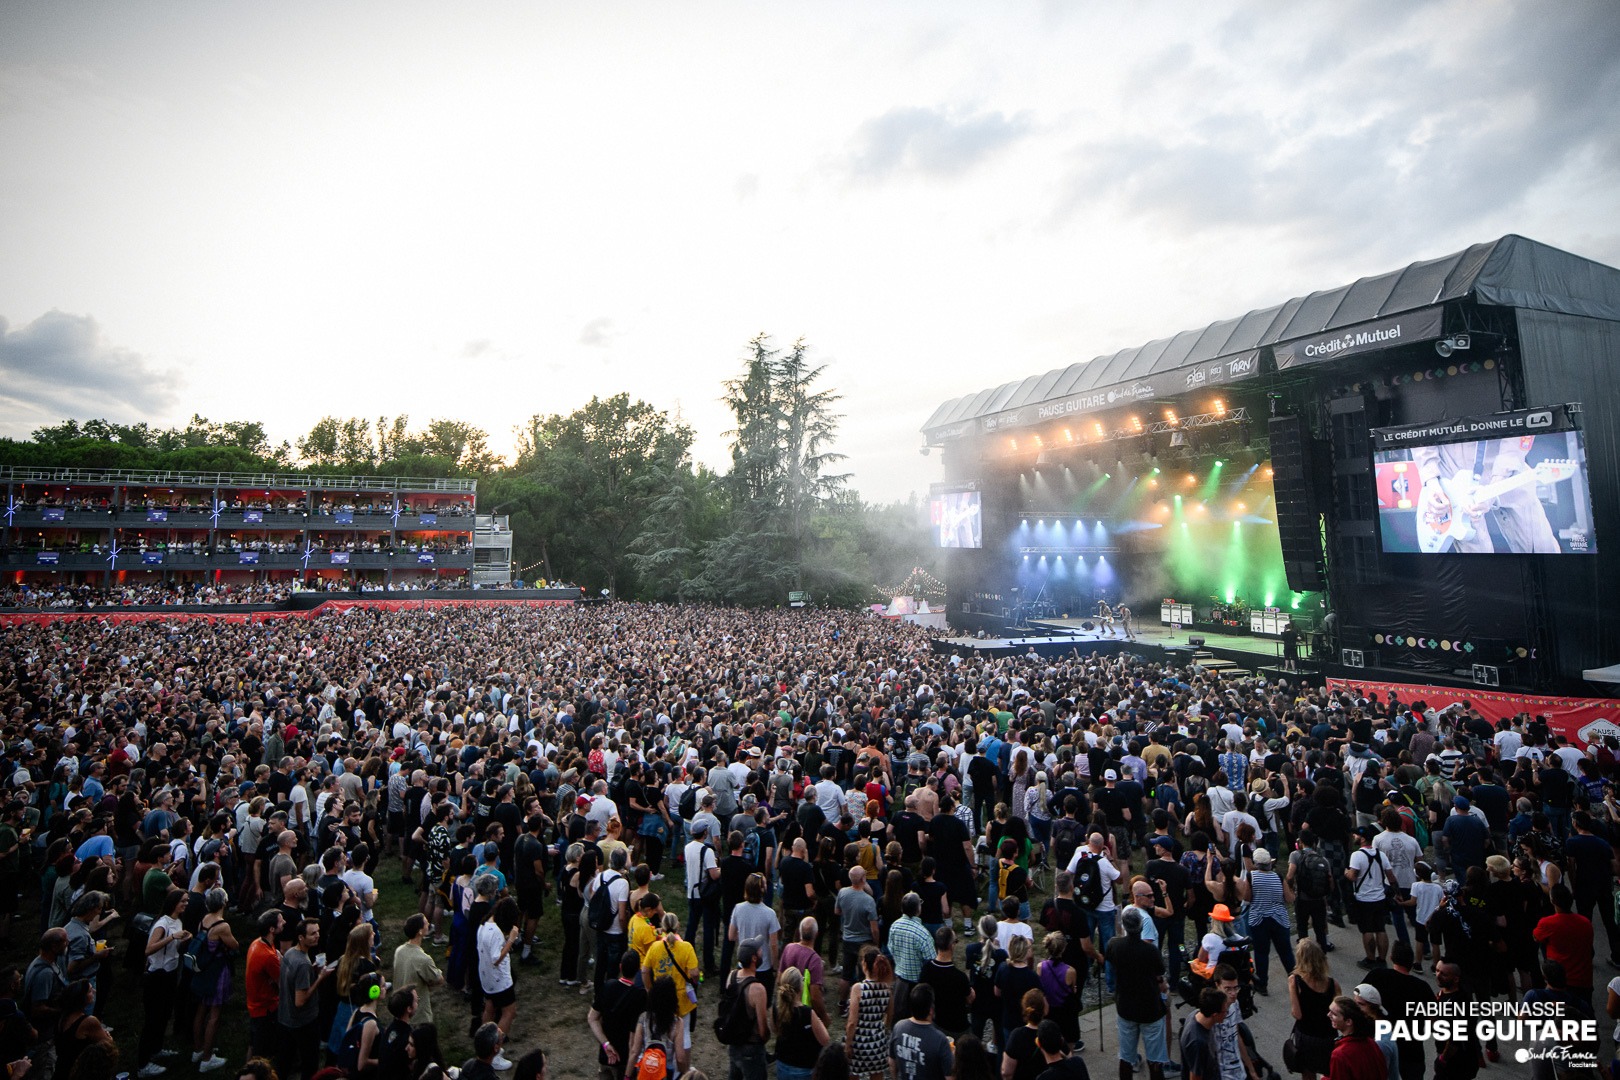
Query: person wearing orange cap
1189 904 1236 980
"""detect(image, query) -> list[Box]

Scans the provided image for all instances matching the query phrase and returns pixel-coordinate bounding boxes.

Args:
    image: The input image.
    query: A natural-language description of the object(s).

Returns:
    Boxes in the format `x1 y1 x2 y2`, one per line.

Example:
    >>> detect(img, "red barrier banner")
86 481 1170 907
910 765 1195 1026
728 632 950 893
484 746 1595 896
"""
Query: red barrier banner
1325 677 1620 748
0 597 575 626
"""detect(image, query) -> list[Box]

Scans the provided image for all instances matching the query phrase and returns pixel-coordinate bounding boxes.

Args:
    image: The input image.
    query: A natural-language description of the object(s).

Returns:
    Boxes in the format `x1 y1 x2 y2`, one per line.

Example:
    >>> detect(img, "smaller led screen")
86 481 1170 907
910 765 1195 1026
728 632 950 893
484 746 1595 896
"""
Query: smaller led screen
931 491 982 549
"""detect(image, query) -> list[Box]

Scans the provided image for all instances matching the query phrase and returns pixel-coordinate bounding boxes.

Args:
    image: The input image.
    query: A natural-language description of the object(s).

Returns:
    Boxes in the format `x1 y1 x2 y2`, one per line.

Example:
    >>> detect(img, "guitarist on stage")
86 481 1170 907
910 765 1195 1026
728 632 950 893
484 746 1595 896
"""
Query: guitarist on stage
1096 599 1116 636
1117 603 1135 641
1413 436 1560 553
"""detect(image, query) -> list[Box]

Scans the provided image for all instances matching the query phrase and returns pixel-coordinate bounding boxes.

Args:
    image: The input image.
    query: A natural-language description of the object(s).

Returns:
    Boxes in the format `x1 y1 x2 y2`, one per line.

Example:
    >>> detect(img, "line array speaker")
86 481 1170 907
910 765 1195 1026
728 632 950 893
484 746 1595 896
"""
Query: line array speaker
1270 415 1326 591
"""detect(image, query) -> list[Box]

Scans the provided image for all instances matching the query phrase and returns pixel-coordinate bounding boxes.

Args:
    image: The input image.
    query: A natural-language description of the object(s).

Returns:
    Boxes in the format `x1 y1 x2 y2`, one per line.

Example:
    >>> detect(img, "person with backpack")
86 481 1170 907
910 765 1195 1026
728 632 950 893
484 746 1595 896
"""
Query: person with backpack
1047 798 1085 884
716 938 770 1080
1039 870 1097 991
335 971 384 1079
1064 831 1120 991
683 822 722 977
1345 826 1396 969
1285 829 1334 953
623 975 689 1080
589 848 631 995
1371 807 1423 952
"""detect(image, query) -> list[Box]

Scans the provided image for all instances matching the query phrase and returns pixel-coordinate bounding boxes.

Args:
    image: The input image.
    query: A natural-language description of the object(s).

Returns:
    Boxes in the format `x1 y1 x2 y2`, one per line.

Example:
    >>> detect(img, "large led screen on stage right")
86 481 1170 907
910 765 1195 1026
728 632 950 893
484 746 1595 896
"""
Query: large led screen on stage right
1373 427 1598 555
931 491 982 548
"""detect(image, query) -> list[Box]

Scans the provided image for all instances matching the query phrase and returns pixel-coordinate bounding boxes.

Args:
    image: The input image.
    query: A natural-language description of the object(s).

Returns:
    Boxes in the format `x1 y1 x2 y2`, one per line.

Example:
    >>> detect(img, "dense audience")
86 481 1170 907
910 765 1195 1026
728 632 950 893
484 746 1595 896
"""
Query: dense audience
0 601 1610 1080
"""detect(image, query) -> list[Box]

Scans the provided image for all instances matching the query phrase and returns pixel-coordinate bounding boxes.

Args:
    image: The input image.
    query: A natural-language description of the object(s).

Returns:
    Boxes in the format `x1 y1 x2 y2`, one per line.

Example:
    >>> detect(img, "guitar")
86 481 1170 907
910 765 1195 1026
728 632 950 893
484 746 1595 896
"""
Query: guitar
1415 459 1577 553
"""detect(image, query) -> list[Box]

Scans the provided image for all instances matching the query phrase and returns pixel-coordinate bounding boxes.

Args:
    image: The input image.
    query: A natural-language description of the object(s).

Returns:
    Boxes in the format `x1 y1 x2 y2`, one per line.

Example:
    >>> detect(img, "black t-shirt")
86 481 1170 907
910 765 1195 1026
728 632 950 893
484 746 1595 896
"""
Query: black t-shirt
918 958 972 1033
1362 967 1434 1039
1098 786 1135 829
1305 804 1349 846
892 811 926 863
916 878 950 924
926 814 971 870
1003 1025 1045 1080
1037 1057 1092 1080
780 856 817 912
514 834 546 893
1144 858 1190 916
1563 833 1613 900
1103 936 1164 1023
720 854 753 909
379 1018 412 1076
1353 774 1382 815
1469 783 1510 830
988 816 1029 857
593 978 647 1065
1038 896 1091 970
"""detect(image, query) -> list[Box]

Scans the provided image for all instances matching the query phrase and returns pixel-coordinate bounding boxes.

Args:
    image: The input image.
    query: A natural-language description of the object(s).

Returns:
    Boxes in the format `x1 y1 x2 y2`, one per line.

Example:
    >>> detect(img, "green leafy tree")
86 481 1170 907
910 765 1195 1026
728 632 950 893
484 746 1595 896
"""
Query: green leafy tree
511 394 693 595
695 333 850 603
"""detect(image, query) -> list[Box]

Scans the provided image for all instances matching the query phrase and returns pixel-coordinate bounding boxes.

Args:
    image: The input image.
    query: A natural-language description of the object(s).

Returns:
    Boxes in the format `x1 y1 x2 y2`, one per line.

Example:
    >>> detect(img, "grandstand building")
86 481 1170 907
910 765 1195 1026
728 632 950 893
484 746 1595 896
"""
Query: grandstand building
0 467 513 588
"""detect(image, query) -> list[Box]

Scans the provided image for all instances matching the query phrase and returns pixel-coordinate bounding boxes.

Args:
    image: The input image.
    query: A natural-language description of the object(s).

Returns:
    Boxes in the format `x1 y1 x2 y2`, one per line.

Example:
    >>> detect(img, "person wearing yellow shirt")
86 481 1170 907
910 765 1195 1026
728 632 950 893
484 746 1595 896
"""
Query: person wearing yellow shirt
643 913 702 1026
630 892 664 967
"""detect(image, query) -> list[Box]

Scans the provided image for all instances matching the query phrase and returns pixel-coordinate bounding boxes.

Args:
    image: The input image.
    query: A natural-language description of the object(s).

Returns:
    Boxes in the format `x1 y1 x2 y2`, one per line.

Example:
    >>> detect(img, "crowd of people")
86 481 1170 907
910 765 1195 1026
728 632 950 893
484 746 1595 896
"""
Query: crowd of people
0 601 1611 1080
0 577 513 609
0 582 297 609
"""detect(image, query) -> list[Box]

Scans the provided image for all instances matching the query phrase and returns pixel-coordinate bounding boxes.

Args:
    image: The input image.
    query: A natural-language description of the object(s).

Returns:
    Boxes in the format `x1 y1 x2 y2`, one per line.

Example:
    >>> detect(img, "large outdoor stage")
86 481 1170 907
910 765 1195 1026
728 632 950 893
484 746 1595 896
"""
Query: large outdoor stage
923 236 1620 695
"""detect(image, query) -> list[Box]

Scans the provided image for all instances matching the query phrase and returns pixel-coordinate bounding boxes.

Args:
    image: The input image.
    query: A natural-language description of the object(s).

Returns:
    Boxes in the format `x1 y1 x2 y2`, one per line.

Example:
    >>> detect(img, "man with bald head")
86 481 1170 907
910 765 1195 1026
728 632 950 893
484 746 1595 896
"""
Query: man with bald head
835 865 879 1010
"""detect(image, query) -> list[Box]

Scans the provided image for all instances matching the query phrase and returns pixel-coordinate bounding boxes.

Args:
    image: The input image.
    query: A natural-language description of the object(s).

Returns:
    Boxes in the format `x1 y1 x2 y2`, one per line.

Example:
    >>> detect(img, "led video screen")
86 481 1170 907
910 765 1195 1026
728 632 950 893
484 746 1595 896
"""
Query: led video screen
1372 407 1597 555
931 490 982 549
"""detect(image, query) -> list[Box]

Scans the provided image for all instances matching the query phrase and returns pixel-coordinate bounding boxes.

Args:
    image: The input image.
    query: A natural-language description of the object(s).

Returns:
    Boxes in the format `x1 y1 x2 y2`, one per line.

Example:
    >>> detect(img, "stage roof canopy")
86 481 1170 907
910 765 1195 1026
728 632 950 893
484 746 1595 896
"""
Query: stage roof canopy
923 234 1620 439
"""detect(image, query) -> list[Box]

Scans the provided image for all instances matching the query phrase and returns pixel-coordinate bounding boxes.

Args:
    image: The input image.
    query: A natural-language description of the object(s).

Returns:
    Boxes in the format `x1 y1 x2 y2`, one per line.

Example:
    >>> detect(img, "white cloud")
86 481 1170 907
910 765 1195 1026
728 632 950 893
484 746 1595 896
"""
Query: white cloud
0 311 179 433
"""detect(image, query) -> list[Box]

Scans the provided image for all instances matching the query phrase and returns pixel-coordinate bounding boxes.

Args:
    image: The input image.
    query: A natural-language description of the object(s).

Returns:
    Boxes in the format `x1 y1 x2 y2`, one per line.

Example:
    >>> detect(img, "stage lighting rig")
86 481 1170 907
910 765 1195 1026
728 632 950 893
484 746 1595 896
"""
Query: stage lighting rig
1435 334 1472 357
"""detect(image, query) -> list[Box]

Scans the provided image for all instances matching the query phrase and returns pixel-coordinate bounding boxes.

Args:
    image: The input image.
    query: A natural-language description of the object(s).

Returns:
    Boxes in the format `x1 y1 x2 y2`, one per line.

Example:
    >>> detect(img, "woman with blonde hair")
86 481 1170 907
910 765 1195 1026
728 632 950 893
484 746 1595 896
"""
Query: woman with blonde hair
642 911 700 1023
1286 939 1338 1080
330 921 379 1054
773 966 830 1080
1037 932 1079 1043
993 934 1040 1052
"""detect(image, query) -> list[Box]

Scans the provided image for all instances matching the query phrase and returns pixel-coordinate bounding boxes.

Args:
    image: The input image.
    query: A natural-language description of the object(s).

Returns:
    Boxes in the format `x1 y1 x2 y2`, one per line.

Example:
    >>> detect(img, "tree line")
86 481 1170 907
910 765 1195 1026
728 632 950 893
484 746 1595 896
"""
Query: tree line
0 334 938 606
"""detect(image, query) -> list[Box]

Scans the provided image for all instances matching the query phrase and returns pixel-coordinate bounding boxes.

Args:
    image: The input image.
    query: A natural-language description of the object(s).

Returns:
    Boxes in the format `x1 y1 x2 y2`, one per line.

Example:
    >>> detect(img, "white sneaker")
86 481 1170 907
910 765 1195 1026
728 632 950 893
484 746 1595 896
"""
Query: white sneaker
492 1052 514 1072
191 1051 205 1064
199 1056 228 1073
137 1065 167 1078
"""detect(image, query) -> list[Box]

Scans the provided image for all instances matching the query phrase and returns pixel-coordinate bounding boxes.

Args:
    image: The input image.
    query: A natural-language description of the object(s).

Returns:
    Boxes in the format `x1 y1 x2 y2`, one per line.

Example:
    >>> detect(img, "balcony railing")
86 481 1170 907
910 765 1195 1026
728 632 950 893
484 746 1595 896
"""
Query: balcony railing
1 466 476 494
2 550 475 570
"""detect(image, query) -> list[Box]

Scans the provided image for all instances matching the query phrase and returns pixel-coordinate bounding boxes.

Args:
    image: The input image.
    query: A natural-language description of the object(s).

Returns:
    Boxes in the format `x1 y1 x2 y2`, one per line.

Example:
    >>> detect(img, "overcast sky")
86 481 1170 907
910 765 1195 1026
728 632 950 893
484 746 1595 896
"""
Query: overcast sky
2 1 1617 502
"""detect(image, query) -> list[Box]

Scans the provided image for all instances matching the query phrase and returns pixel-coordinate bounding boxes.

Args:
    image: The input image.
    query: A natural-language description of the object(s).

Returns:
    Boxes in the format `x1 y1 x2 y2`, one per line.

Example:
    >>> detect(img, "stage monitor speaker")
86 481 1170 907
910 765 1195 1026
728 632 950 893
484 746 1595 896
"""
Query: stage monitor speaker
1340 648 1365 668
1270 415 1326 591
1188 635 1206 647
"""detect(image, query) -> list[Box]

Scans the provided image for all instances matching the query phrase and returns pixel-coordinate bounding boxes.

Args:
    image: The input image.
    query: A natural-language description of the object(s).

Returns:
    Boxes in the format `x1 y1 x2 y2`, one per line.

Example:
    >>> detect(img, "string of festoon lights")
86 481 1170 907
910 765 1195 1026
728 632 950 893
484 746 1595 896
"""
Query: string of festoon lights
881 567 947 599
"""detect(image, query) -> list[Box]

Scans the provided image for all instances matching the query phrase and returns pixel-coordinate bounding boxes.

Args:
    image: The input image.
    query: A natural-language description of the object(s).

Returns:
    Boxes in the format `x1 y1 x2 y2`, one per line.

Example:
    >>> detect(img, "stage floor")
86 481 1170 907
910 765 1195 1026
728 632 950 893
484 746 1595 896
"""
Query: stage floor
937 618 1295 669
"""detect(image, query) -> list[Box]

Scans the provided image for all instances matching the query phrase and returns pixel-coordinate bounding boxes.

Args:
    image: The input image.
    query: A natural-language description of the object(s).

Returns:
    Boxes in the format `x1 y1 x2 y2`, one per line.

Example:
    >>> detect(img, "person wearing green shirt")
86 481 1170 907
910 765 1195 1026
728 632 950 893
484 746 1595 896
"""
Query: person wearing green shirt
142 842 177 916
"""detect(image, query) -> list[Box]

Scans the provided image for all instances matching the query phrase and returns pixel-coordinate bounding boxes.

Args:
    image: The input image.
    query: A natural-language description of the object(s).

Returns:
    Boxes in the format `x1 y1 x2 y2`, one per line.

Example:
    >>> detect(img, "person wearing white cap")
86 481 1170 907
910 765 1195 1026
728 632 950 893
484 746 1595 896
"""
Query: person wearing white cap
1236 848 1293 996
1351 983 1400 1080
